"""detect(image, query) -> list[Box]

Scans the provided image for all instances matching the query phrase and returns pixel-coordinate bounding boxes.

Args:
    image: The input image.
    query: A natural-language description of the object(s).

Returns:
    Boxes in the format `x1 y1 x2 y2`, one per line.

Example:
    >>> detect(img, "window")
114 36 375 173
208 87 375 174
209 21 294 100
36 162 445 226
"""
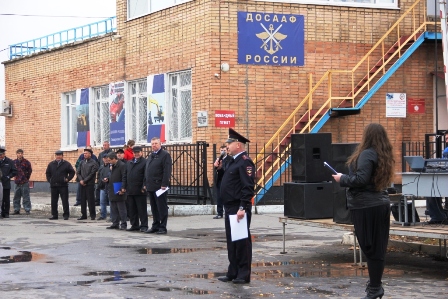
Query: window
253 0 397 9
93 86 110 147
128 79 148 143
61 91 77 148
128 0 192 19
168 70 192 142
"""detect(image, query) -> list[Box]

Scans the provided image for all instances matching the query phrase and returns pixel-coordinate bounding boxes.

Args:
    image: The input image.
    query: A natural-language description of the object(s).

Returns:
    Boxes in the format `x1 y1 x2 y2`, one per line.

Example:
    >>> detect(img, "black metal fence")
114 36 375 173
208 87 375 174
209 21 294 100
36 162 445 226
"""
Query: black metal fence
140 142 212 205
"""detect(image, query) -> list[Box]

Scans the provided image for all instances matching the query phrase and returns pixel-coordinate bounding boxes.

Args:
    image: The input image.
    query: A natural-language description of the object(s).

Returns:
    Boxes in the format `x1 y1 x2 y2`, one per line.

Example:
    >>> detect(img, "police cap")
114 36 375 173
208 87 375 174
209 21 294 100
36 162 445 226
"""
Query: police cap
225 128 250 144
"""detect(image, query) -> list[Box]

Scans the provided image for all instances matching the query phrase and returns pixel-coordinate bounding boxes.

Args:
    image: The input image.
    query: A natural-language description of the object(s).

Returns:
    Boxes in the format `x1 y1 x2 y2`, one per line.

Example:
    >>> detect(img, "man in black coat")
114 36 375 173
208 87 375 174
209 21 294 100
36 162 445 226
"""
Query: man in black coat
106 152 127 230
144 137 172 234
213 145 229 219
76 148 99 220
126 146 148 232
0 147 18 218
45 150 76 220
217 128 255 285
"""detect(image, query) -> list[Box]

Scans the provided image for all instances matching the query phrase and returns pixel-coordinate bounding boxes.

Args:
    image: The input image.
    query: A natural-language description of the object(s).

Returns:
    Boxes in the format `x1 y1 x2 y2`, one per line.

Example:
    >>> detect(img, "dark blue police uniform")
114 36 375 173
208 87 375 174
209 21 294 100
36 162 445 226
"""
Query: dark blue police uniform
219 128 255 284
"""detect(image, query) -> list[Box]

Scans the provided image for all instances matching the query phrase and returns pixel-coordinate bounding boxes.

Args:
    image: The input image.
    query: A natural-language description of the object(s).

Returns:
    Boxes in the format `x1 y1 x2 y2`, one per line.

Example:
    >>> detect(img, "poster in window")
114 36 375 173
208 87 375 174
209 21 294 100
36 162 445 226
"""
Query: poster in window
109 82 125 146
77 88 90 147
147 74 166 143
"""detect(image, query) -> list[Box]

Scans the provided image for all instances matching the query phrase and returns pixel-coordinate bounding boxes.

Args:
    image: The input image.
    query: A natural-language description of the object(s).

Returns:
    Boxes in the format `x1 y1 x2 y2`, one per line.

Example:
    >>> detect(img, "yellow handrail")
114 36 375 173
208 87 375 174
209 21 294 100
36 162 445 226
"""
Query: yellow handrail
254 0 432 190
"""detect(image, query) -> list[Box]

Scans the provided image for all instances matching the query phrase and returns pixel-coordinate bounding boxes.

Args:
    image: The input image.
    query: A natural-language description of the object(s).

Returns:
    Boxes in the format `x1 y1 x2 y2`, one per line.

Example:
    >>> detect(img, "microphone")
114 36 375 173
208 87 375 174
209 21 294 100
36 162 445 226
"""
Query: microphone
218 153 225 162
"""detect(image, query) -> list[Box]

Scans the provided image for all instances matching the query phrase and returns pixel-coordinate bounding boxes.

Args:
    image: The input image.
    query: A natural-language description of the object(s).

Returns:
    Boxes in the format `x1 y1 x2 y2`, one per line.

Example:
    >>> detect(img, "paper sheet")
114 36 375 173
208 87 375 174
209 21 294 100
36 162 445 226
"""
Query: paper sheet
155 187 169 197
229 214 248 241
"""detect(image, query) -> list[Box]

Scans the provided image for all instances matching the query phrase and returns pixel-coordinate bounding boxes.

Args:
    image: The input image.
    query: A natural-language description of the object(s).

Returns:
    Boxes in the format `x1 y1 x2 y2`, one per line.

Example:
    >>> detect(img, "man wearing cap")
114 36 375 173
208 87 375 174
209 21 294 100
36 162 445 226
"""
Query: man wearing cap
125 146 148 232
46 151 76 220
105 151 127 230
0 147 18 218
96 141 112 206
74 145 98 206
144 137 172 235
217 128 255 284
116 148 125 161
76 148 99 220
13 149 33 215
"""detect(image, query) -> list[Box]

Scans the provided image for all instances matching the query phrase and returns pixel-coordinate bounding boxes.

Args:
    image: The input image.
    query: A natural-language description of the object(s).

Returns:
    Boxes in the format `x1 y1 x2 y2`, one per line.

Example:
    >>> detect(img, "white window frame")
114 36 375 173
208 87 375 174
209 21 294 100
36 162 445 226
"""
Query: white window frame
60 90 78 150
92 85 110 147
249 0 397 10
127 79 148 144
167 70 192 143
127 0 193 20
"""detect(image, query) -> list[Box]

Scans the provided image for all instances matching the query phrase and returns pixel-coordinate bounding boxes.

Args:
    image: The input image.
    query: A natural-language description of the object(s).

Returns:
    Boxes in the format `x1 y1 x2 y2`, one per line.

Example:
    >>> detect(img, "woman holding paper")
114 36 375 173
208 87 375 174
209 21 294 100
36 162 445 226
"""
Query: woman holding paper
332 123 394 299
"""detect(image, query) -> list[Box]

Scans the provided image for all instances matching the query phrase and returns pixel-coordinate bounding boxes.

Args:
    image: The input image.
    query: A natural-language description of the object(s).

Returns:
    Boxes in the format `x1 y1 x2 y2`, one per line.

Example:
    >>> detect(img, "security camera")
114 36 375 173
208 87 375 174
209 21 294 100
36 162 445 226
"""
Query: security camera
214 73 220 78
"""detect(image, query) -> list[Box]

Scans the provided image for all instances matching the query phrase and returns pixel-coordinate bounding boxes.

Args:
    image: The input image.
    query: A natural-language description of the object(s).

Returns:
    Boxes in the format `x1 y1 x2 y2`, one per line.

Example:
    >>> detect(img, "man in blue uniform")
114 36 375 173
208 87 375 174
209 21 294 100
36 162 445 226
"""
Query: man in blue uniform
217 128 255 284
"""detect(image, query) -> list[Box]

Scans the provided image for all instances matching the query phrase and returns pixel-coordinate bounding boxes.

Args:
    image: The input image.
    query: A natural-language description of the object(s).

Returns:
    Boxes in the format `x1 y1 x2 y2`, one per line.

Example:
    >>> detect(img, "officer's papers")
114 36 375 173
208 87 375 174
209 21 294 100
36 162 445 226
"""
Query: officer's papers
229 214 248 241
156 187 169 197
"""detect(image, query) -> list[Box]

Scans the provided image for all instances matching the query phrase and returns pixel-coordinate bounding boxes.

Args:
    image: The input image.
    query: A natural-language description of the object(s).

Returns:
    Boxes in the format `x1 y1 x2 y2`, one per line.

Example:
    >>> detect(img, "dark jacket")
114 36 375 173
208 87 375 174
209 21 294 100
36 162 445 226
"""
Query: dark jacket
144 149 172 192
45 160 76 187
216 155 230 184
339 148 390 210
126 157 147 195
76 158 99 185
107 160 127 202
0 156 18 189
220 151 255 209
97 163 111 190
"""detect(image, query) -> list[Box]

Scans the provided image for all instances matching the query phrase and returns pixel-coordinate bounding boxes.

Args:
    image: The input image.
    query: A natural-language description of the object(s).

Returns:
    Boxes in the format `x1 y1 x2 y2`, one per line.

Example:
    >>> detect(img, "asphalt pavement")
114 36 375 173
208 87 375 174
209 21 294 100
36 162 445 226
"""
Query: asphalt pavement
0 195 447 298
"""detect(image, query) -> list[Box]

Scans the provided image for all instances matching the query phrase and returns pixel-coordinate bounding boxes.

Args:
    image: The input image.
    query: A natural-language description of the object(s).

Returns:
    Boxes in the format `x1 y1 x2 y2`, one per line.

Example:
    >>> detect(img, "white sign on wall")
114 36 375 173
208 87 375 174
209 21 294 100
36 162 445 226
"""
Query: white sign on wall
197 111 208 127
386 93 406 118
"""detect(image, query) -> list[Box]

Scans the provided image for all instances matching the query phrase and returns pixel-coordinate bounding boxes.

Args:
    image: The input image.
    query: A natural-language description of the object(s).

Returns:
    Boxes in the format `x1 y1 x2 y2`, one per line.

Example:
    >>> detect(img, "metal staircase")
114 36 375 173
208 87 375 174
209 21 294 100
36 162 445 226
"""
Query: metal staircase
254 0 436 204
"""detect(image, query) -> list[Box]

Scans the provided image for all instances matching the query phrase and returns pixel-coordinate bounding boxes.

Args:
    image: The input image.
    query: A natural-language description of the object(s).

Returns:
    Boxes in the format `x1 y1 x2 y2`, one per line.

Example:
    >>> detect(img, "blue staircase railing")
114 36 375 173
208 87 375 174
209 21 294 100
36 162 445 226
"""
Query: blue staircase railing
9 17 116 60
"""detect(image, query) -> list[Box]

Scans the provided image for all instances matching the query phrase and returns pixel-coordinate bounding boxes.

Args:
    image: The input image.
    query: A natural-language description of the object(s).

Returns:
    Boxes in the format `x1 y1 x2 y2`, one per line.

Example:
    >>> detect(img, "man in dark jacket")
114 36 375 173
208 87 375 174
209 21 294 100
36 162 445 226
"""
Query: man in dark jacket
105 152 127 230
76 148 99 220
96 155 111 221
125 146 148 232
144 137 172 234
0 147 18 218
45 150 76 220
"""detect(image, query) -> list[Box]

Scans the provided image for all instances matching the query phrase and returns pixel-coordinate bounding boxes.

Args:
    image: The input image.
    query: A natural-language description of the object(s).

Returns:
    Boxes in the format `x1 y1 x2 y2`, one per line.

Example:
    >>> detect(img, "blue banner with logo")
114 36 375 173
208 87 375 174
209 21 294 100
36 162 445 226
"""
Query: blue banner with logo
238 12 304 66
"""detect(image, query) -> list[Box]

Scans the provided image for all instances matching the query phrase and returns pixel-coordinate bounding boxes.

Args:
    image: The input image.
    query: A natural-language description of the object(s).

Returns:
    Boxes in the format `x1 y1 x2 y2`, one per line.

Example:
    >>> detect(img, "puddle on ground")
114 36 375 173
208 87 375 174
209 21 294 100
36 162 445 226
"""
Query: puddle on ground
84 270 130 276
137 247 225 254
0 251 46 264
186 260 407 280
157 287 214 295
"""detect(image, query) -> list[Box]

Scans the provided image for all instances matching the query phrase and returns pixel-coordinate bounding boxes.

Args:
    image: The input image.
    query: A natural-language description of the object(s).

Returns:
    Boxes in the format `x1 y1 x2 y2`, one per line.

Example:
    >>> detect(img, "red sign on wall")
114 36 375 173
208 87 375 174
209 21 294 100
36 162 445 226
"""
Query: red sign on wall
215 110 235 127
408 98 425 114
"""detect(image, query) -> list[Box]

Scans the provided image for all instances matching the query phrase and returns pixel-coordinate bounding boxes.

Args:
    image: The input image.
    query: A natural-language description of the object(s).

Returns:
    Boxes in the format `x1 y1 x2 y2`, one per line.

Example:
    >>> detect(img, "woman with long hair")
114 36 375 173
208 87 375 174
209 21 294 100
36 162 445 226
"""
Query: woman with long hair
333 123 394 299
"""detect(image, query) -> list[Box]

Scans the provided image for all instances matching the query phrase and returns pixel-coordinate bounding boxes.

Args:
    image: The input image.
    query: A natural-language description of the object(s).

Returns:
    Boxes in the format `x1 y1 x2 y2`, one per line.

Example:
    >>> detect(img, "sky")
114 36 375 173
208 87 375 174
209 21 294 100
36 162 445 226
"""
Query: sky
0 0 117 100
0 0 116 145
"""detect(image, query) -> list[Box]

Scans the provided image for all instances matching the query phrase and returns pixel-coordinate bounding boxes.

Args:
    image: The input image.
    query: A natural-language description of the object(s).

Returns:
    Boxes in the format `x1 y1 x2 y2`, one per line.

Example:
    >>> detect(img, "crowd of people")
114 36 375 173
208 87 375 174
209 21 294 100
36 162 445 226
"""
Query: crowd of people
44 137 172 234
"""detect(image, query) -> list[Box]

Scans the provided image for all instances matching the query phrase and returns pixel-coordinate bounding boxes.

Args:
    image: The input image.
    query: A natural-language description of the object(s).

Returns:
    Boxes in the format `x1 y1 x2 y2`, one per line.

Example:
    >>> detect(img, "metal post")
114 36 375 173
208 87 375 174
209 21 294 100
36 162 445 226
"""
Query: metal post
281 222 287 254
353 231 357 265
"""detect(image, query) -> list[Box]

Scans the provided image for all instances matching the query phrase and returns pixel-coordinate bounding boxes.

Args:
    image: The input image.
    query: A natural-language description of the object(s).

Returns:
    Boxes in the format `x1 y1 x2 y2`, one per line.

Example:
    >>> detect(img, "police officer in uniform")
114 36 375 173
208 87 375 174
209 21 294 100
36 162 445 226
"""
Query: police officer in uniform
217 128 255 284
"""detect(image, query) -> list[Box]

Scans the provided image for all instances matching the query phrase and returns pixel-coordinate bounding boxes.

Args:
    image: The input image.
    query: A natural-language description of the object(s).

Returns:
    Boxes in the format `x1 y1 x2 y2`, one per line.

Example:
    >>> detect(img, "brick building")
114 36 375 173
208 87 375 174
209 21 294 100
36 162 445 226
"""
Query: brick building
2 0 447 194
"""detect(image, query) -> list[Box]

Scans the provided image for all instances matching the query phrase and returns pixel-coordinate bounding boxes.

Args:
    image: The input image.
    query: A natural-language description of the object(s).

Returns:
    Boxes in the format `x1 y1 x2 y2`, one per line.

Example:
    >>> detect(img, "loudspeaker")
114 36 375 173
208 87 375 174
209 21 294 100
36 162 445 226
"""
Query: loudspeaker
333 186 352 224
291 133 332 182
284 182 333 219
331 143 359 173
331 143 358 224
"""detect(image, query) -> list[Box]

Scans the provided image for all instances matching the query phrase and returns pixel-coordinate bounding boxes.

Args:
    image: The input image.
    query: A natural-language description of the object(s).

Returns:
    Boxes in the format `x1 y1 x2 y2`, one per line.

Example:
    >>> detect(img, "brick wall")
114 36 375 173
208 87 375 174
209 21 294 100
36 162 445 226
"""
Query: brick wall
4 0 438 184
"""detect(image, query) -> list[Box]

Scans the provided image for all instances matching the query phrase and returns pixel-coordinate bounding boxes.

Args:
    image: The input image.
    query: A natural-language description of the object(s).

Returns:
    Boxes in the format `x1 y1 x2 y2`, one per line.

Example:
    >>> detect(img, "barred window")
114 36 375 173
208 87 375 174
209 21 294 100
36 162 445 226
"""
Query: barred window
61 91 77 148
129 79 148 143
93 86 110 147
168 70 192 142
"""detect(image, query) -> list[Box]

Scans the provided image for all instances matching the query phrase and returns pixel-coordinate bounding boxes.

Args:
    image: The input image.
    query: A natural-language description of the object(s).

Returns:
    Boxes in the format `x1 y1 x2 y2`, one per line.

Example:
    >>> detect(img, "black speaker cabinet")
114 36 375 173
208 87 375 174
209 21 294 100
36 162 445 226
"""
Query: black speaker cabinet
333 186 352 224
284 182 333 219
331 143 359 173
291 133 332 182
